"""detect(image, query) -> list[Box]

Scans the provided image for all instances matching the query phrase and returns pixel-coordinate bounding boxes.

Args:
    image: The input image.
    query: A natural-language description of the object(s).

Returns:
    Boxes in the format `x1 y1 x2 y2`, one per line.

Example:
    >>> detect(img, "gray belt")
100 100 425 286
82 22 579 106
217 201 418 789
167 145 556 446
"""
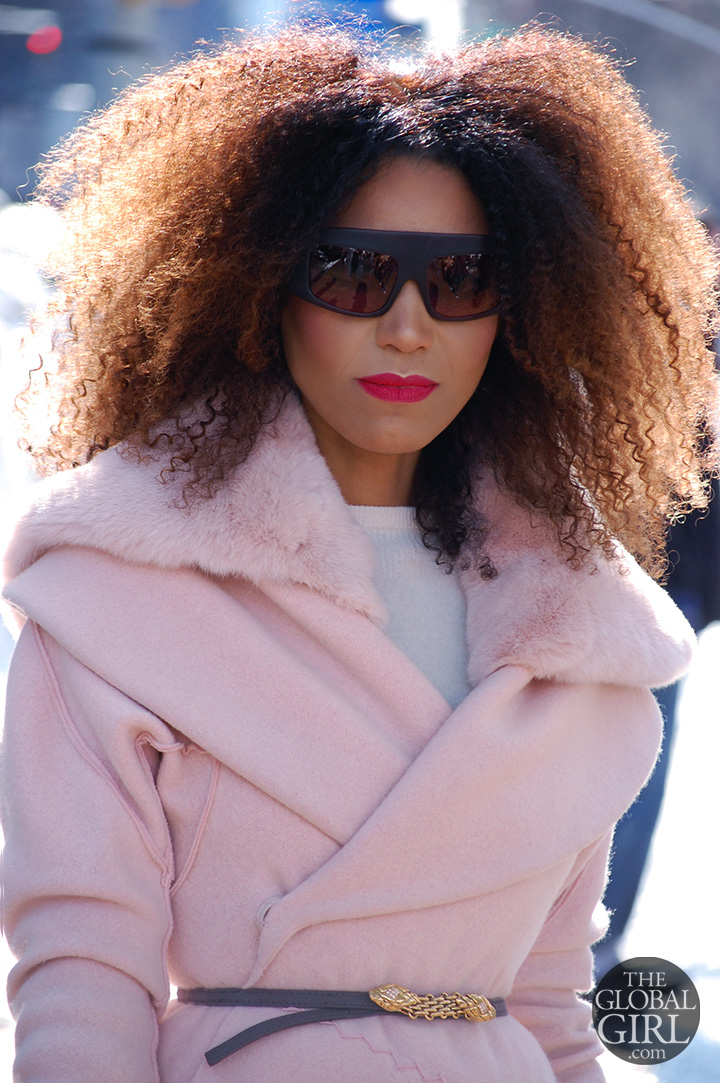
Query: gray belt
178 983 508 1065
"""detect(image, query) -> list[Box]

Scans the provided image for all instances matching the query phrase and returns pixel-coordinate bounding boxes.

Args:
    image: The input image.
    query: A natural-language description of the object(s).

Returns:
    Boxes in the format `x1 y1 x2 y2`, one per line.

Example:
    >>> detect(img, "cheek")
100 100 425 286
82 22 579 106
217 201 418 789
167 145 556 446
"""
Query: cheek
452 316 498 387
281 298 358 388
281 299 324 374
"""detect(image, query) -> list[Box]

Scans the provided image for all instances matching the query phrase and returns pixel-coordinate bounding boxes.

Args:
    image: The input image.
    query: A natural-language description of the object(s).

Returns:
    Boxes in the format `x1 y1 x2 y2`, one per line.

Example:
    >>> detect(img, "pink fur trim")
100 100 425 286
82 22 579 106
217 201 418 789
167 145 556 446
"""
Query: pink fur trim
3 398 384 624
3 396 693 687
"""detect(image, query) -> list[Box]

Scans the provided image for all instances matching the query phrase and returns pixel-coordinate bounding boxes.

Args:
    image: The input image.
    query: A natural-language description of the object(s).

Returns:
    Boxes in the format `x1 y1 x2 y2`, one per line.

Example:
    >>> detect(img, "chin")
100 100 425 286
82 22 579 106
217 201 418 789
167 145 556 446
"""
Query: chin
356 433 431 457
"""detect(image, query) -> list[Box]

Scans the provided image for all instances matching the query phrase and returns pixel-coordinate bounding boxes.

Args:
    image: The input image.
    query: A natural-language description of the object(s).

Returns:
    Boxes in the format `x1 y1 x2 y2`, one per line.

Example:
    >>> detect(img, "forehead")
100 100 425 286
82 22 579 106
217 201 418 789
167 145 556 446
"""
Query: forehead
334 156 488 235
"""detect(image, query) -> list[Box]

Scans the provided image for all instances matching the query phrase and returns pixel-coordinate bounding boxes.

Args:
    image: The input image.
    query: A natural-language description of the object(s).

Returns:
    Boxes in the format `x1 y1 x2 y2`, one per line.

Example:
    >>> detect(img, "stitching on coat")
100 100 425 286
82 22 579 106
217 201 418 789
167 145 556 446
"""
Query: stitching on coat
328 1020 449 1081
133 732 185 879
170 758 221 897
148 1004 162 1083
28 622 177 1013
545 830 611 923
31 623 173 875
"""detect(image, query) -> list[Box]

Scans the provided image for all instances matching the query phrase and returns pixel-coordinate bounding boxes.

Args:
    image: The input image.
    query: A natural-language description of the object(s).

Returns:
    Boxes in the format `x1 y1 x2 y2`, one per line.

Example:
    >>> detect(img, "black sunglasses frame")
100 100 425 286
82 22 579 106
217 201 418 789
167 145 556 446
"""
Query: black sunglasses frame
289 227 499 322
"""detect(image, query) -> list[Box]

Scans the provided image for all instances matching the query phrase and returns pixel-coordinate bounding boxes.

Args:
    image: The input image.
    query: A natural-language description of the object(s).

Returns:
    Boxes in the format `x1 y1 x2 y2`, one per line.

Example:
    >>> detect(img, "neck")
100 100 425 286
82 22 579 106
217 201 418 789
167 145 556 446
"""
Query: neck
302 400 420 506
327 451 419 506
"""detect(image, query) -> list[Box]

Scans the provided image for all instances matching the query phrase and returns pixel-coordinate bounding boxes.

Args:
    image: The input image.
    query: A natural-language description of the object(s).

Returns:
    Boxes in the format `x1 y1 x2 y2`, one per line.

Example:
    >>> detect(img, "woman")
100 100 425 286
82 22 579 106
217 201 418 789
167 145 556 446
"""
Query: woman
2 21 718 1083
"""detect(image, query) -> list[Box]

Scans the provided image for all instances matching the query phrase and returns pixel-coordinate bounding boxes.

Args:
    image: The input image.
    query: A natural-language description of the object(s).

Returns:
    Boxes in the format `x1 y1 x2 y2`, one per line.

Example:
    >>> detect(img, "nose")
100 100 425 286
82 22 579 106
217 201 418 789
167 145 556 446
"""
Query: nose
375 280 434 353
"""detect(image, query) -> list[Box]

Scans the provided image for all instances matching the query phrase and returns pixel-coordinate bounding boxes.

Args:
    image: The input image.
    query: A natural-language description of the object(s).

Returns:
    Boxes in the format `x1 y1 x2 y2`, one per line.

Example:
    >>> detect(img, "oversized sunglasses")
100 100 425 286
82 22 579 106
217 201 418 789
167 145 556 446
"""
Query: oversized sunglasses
290 228 499 321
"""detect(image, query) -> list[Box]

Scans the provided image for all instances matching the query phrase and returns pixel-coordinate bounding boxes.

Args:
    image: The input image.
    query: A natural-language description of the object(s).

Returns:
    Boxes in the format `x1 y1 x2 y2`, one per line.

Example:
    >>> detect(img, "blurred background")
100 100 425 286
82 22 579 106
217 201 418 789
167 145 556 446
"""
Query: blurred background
0 0 718 212
0 1 718 1081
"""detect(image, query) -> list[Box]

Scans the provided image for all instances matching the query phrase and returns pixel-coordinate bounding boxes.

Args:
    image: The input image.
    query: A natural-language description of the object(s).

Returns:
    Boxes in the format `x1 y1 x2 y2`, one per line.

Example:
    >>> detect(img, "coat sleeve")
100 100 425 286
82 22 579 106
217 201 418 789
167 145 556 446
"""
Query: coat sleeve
505 831 612 1083
1 622 177 1083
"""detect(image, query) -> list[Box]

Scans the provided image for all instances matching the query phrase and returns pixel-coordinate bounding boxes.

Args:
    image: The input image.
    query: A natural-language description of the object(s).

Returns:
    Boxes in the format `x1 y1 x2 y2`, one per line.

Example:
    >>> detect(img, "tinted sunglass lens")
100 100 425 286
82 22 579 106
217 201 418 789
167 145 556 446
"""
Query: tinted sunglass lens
308 245 398 314
428 254 497 318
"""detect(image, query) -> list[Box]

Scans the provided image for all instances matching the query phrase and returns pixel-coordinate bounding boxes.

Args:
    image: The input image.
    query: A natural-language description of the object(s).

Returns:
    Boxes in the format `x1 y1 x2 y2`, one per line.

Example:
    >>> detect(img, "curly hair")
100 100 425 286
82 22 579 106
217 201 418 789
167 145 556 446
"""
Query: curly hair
22 20 720 575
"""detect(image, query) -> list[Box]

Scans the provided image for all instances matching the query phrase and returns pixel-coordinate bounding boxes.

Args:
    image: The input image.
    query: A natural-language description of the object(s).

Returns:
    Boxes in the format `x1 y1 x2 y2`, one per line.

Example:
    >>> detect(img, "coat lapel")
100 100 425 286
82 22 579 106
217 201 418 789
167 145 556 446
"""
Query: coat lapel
249 667 662 981
6 547 451 844
254 578 452 754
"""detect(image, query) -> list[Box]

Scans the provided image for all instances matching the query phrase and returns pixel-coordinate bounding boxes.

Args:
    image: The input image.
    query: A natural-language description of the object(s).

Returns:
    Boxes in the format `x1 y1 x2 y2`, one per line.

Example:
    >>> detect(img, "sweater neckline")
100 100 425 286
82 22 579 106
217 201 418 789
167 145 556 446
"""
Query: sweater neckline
347 505 417 532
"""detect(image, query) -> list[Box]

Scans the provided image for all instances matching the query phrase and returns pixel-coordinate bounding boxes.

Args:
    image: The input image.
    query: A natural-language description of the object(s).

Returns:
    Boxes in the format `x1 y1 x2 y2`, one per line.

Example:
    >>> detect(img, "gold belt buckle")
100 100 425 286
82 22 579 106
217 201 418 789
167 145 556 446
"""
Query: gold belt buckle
369 984 497 1022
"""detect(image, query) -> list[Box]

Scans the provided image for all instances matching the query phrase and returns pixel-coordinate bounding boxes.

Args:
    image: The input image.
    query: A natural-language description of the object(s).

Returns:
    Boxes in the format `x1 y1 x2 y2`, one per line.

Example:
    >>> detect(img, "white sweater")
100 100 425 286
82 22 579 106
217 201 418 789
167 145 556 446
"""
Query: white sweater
348 505 471 708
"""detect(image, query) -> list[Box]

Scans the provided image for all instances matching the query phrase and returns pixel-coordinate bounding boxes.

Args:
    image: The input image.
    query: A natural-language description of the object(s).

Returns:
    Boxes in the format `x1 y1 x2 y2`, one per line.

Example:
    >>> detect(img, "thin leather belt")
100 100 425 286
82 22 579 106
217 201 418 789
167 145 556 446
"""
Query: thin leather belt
178 984 508 1066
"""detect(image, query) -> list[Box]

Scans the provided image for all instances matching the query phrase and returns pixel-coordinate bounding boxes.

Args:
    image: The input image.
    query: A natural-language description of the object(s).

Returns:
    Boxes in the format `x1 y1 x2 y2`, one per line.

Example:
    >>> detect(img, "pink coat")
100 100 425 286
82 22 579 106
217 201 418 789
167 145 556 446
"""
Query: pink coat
1 398 693 1083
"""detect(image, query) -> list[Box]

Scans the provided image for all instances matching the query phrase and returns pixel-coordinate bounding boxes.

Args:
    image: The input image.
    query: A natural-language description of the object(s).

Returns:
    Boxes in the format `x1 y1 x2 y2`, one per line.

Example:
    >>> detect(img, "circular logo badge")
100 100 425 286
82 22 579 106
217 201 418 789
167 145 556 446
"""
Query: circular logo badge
593 957 700 1064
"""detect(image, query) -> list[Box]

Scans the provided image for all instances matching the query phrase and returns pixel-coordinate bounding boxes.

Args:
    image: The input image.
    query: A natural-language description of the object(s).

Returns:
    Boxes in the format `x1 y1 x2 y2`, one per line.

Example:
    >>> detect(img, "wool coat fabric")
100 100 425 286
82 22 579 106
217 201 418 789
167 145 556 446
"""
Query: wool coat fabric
1 397 694 1083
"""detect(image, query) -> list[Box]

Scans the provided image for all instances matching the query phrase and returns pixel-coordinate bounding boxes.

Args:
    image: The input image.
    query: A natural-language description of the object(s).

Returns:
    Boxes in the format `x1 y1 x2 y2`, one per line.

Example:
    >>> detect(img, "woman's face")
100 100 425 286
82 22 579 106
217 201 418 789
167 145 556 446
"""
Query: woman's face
281 157 498 480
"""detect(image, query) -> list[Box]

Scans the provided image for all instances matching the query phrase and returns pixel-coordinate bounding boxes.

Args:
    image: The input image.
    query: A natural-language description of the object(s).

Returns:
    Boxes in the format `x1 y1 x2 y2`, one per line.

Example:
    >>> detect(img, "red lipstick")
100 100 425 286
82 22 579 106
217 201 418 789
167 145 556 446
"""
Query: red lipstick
357 372 438 403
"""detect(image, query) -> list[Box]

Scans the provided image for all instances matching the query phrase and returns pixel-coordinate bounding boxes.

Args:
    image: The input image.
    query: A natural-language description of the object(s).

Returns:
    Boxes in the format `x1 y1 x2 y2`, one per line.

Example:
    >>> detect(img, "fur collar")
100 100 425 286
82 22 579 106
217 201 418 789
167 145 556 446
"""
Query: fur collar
3 397 384 624
459 484 692 687
2 396 693 688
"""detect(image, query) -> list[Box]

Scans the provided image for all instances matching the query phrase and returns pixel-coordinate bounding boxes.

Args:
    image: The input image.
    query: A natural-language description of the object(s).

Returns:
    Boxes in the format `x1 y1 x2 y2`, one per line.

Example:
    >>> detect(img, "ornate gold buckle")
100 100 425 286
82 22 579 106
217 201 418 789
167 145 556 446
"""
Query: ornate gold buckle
369 984 497 1022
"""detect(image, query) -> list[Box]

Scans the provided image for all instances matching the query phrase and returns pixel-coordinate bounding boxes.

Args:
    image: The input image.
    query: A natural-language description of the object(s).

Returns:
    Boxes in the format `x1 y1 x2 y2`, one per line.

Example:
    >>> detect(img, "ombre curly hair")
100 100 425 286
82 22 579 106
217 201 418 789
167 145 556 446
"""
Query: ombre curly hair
23 20 720 574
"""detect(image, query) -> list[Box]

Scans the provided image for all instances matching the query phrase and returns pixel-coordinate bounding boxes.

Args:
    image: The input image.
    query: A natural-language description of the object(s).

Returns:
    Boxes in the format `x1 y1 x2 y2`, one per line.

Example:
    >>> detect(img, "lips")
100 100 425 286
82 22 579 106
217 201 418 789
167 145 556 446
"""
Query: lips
357 372 439 403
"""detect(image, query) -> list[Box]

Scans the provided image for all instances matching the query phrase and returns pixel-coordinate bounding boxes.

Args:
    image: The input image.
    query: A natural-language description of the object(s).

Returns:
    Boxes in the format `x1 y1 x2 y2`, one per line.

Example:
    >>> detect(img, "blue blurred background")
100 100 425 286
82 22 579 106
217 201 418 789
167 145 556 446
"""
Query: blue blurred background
0 0 719 216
